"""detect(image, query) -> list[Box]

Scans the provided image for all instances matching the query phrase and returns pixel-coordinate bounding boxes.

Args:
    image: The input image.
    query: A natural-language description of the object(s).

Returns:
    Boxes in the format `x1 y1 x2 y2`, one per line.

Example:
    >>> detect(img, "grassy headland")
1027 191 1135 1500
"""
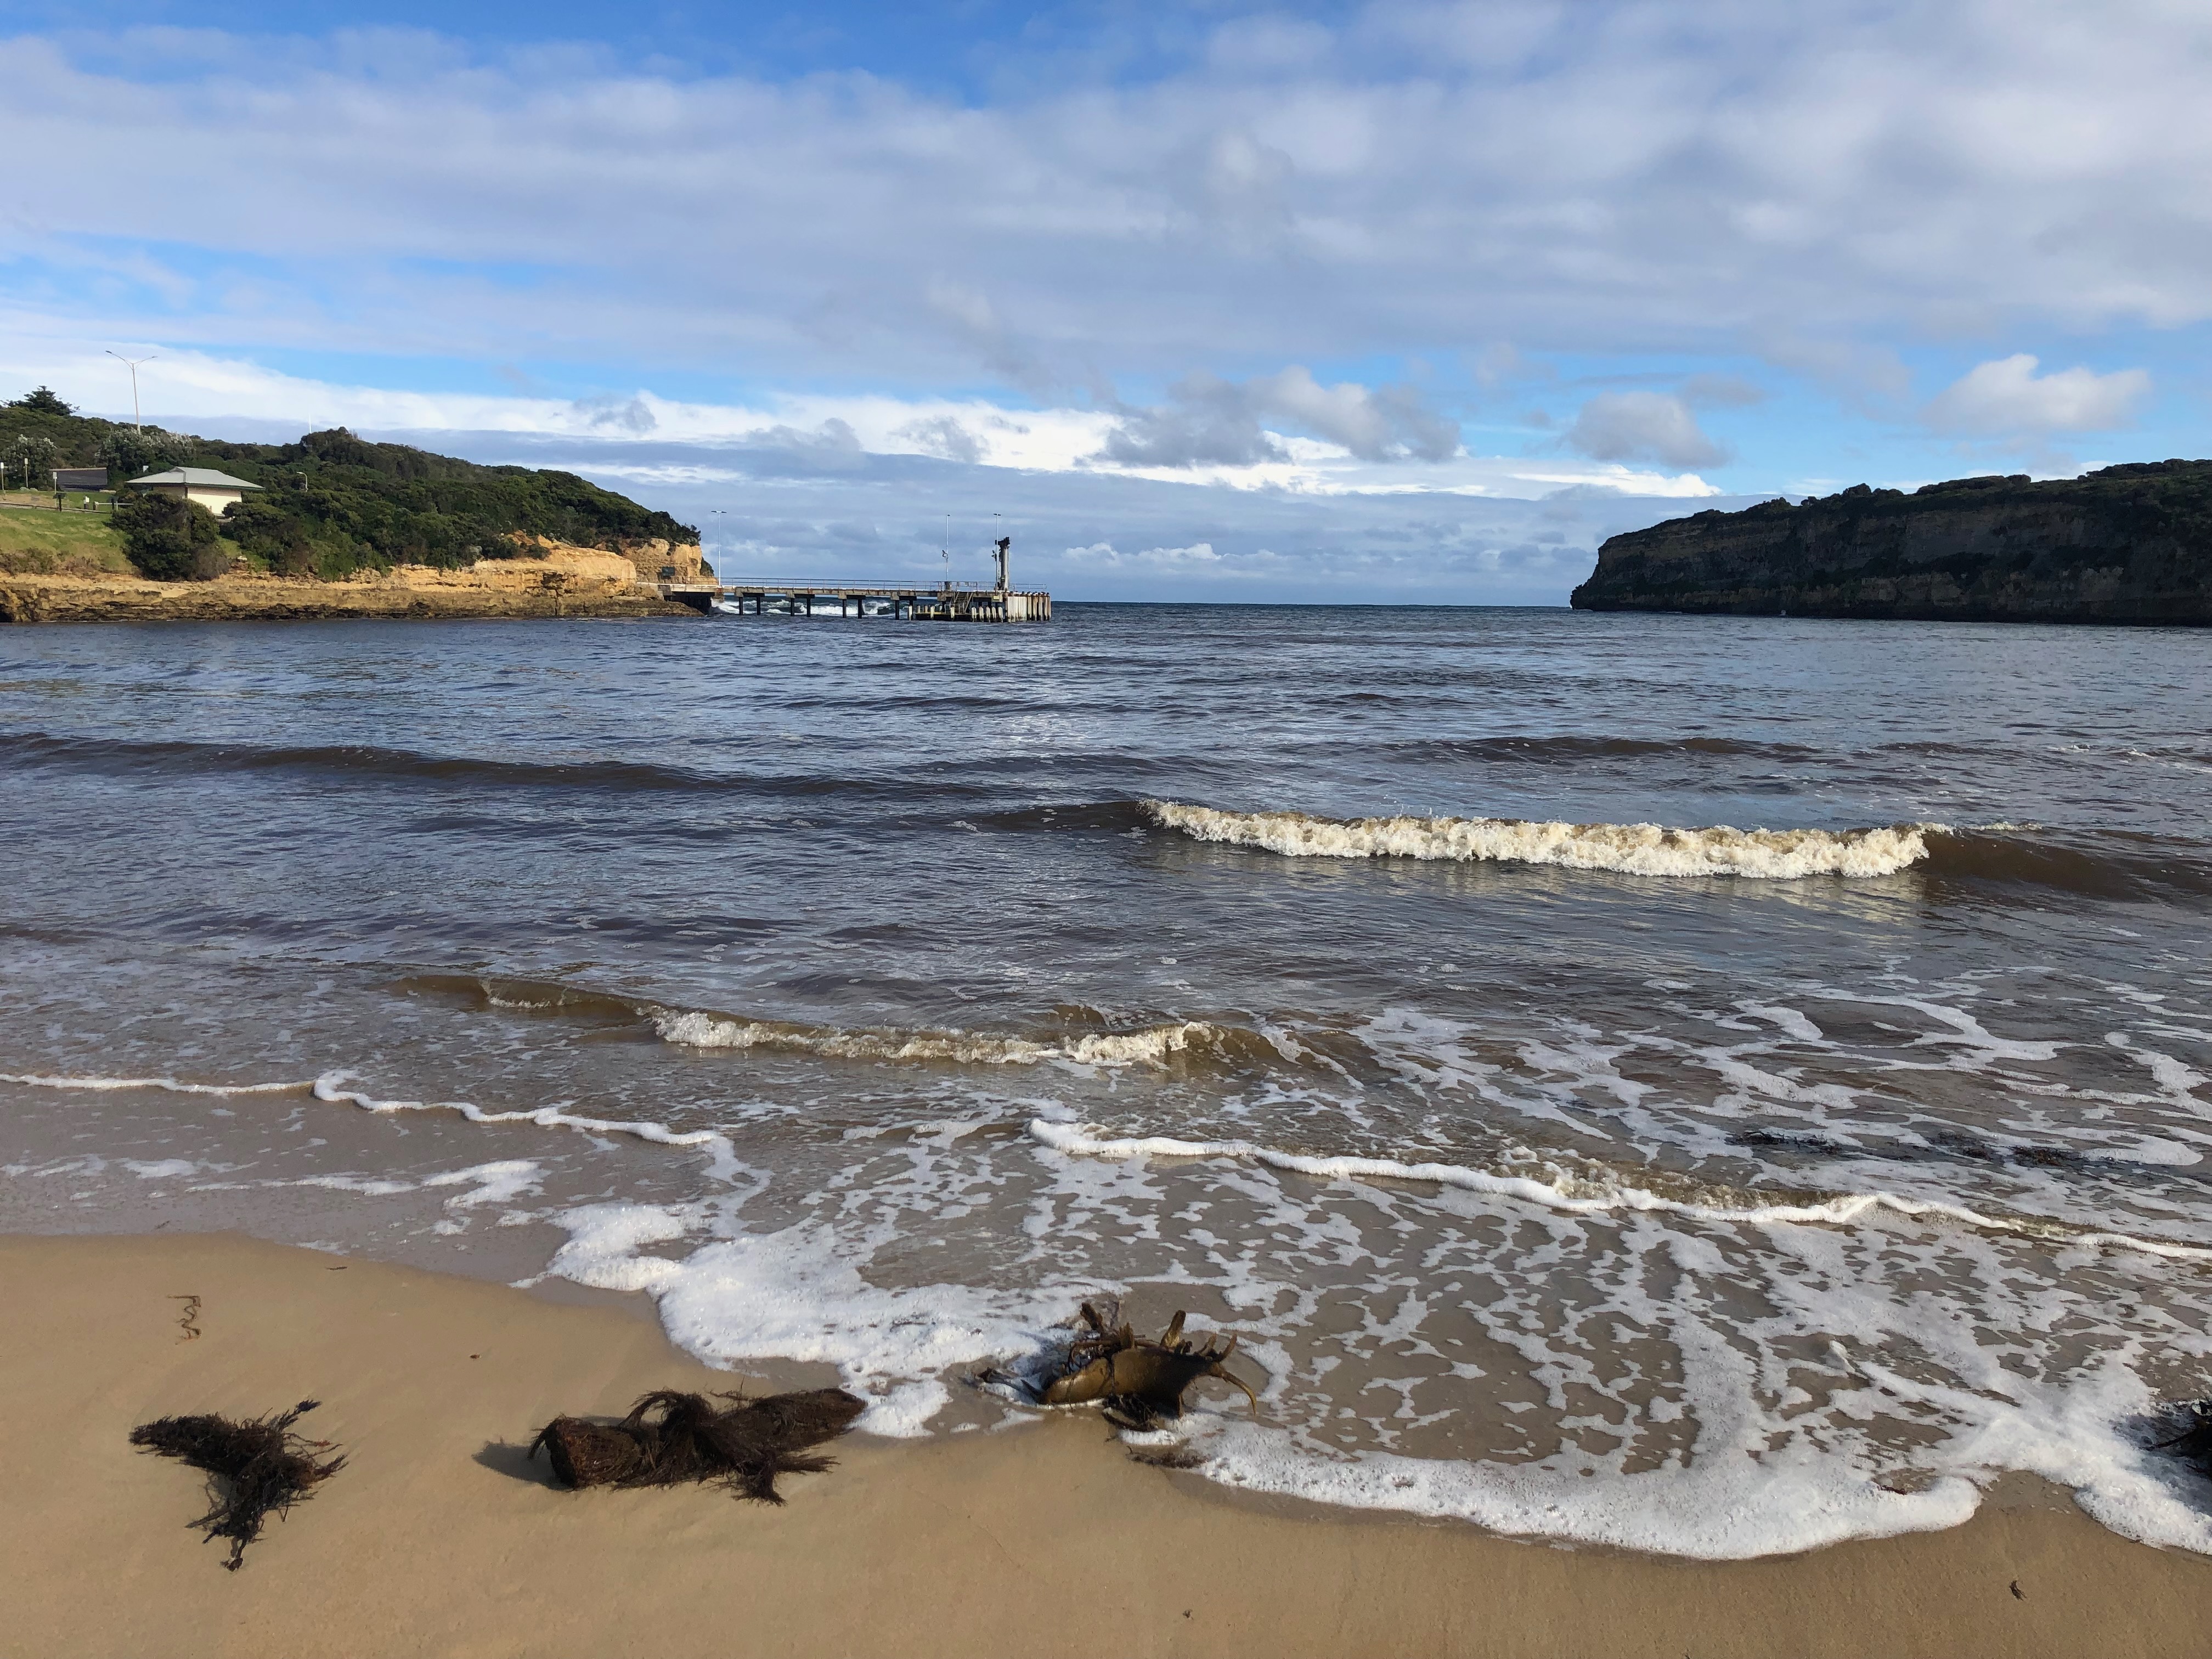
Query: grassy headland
1 386 698 582
0 499 133 575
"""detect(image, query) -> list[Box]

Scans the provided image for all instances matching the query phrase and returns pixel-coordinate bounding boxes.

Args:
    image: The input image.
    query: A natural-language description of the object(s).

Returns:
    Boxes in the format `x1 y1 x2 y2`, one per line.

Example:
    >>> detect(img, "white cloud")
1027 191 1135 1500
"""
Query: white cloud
1922 354 2152 435
1071 540 1251 572
1679 374 1766 410
3 2 2209 390
1563 392 1729 470
1096 367 1460 469
892 415 984 464
0 336 1715 501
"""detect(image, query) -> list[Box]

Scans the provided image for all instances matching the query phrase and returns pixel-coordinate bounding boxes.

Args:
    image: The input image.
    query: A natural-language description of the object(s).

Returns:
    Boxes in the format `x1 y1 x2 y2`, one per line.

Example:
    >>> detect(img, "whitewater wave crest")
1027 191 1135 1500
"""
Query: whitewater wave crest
654 1011 1217 1068
1143 799 1932 879
1026 1121 2212 1261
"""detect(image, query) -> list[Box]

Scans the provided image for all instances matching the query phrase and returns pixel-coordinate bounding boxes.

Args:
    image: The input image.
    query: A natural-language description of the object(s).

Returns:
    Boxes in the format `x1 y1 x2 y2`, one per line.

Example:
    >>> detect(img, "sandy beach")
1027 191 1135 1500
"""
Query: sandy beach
2 1232 2204 1659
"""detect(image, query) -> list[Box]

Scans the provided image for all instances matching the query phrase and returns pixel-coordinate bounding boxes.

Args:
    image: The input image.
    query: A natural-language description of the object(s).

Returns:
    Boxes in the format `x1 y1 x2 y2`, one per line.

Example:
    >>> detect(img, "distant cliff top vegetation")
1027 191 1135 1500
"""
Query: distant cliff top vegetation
1 386 697 579
1657 459 2212 539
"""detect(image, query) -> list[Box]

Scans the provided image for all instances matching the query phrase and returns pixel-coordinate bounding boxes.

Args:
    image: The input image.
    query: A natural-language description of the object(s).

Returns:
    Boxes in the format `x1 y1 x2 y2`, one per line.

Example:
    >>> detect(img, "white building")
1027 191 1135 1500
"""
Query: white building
125 467 263 517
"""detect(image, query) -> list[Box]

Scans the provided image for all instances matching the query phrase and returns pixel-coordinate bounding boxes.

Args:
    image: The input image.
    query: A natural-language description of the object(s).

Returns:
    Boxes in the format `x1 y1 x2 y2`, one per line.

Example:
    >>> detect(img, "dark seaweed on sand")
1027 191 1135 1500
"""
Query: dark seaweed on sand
530 1387 866 1504
129 1400 346 1570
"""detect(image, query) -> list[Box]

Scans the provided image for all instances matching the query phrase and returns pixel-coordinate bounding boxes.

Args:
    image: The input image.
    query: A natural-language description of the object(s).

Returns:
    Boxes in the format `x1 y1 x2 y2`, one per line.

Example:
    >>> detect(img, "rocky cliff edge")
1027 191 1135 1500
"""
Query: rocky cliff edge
1 544 704 624
1570 461 2212 624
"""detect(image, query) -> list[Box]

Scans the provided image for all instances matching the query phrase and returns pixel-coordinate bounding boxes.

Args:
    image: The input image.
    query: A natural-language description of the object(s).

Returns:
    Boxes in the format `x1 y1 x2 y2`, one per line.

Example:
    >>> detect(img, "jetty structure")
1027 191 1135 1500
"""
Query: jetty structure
654 533 1051 621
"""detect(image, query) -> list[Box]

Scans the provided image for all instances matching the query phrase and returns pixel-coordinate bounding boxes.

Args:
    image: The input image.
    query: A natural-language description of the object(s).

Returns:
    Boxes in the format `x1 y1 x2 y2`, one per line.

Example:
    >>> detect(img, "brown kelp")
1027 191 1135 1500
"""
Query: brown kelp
530 1387 866 1504
1024 1301 1260 1430
129 1400 346 1570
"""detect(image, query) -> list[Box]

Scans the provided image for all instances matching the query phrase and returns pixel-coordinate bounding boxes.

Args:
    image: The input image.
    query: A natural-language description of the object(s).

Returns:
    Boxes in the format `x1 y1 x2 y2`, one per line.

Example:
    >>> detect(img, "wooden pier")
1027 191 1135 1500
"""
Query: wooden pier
669 579 1051 622
653 536 1051 622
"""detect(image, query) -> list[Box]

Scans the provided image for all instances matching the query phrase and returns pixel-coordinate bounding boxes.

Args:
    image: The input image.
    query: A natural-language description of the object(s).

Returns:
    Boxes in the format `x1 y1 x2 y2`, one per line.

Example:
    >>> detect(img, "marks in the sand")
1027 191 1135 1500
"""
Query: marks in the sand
168 1294 202 1342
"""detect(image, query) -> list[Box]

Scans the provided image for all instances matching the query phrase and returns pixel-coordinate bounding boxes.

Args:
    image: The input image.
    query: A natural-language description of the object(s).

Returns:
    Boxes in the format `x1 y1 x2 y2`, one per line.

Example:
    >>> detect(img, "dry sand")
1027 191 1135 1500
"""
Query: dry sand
4 1232 2206 1658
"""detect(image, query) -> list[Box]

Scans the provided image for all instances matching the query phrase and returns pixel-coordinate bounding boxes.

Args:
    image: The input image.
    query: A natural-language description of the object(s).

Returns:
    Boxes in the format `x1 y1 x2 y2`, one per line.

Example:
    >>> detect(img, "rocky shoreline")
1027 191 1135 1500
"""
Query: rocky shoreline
0 546 705 624
1570 460 2212 624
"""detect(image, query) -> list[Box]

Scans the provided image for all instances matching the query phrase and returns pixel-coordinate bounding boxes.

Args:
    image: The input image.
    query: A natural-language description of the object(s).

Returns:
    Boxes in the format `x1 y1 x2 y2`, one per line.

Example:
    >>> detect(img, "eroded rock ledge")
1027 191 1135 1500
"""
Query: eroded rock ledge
1570 461 2212 625
1 546 703 624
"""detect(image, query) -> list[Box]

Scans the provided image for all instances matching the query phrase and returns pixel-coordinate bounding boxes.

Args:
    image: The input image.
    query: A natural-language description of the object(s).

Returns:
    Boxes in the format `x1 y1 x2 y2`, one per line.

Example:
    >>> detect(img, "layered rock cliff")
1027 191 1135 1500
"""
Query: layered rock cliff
0 546 701 624
1570 461 2212 624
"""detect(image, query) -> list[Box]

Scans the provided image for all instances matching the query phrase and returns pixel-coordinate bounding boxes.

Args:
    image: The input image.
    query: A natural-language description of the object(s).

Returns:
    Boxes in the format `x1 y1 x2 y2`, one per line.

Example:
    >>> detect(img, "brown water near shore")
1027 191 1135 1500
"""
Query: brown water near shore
7 1232 2207 1659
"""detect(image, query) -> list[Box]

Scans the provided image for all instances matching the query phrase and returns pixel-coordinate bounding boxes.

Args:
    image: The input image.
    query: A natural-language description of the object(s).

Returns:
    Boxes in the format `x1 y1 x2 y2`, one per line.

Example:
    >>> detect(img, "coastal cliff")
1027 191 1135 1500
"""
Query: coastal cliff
1570 460 2212 624
0 545 702 624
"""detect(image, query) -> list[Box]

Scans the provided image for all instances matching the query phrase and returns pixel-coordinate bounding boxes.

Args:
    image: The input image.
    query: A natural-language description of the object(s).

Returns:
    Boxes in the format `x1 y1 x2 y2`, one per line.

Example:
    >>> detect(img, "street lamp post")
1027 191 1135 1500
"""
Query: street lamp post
104 351 155 432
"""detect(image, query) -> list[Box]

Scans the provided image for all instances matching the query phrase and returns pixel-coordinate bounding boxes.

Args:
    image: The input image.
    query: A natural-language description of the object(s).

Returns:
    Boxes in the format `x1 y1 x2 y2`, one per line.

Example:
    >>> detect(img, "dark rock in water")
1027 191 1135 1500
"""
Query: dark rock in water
1569 461 2212 624
129 1399 346 1571
529 1387 865 1504
2154 1398 2212 1475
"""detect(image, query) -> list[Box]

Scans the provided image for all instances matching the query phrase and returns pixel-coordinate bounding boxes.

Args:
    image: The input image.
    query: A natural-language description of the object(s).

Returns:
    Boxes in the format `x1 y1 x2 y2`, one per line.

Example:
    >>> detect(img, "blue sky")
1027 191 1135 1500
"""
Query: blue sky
4 2 2207 600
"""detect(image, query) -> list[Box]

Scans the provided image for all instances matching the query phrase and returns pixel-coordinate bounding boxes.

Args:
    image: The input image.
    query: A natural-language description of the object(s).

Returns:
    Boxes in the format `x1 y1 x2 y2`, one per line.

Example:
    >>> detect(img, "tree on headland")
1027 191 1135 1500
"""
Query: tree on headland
99 426 187 478
116 490 230 581
5 386 74 416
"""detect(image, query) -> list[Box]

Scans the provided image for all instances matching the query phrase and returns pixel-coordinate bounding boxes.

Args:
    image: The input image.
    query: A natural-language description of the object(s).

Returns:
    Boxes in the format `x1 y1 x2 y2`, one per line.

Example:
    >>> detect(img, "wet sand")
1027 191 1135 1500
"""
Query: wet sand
3 1232 2207 1659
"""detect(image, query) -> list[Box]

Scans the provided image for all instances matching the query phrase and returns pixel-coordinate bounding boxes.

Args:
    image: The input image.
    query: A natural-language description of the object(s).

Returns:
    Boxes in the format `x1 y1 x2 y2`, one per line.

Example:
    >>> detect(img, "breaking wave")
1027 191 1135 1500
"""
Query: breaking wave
1144 799 1932 879
399 974 1282 1074
654 1010 1226 1068
1025 1121 2212 1260
0 1071 309 1097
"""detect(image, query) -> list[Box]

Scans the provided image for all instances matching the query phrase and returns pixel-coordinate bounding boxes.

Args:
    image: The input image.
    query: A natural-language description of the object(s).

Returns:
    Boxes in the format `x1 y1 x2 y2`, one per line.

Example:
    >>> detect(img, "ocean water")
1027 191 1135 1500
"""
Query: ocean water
4 603 2211 1558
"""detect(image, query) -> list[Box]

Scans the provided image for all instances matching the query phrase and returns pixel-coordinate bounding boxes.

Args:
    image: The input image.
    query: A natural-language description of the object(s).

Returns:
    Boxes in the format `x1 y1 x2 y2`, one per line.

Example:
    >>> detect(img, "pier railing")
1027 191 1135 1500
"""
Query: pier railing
640 573 1050 621
702 577 1005 594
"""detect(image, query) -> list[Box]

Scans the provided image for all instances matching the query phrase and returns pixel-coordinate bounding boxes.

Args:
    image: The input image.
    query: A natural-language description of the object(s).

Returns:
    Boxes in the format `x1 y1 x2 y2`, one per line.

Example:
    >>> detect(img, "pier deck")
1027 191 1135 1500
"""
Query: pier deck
651 576 1051 622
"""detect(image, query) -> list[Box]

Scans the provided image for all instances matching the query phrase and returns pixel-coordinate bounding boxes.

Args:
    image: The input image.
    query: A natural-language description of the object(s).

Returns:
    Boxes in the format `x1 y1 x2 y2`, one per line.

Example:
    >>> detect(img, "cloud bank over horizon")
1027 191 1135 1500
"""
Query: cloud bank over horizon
3 1 2205 599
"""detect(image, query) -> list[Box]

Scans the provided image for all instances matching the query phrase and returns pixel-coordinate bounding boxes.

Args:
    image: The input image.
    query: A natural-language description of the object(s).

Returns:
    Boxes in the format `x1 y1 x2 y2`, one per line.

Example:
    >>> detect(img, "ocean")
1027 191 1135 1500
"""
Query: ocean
4 603 2210 1558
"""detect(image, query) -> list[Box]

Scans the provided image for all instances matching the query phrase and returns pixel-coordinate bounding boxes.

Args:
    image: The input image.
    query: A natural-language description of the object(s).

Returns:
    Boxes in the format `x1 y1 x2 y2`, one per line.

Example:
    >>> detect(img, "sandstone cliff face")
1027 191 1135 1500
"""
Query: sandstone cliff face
1570 461 2212 624
0 546 701 624
616 539 712 583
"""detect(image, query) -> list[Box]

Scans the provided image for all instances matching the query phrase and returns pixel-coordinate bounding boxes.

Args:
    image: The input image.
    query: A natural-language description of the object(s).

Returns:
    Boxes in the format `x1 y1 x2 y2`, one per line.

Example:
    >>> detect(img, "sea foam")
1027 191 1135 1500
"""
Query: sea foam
1025 1120 2212 1260
653 1010 1215 1068
544 1201 1091 1436
1144 799 1933 878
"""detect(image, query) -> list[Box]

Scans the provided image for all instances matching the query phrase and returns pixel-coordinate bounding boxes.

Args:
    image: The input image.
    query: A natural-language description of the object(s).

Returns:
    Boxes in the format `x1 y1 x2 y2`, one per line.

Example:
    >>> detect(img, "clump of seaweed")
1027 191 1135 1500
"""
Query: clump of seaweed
2154 1399 2212 1475
1002 1300 1261 1430
129 1400 346 1571
530 1387 866 1504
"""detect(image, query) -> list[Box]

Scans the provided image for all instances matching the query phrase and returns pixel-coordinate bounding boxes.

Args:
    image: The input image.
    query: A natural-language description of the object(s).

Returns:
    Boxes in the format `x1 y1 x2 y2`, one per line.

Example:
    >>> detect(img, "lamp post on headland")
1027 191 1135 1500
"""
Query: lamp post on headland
105 350 155 432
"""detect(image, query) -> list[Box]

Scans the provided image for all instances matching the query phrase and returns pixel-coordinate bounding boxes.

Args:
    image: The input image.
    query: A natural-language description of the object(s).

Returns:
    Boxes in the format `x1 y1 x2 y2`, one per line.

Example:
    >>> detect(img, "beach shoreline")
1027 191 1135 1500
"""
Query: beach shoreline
5 1230 2205 1659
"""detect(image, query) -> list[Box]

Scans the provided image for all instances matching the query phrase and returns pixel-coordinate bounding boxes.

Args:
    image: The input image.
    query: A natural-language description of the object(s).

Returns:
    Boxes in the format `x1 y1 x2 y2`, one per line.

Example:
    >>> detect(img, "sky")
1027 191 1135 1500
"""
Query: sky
3 1 2207 602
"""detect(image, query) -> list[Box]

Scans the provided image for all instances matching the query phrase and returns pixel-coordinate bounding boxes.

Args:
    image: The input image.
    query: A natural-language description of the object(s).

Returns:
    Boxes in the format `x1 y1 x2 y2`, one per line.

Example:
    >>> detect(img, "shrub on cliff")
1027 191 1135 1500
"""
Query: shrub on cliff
99 426 188 478
116 490 229 580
